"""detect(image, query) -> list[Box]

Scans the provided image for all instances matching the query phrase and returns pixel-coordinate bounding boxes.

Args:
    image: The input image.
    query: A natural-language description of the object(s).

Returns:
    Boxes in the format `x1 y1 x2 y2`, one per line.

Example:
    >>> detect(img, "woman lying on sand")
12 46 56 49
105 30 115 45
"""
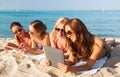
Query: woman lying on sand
20 20 50 55
50 17 69 53
57 18 115 73
5 22 31 51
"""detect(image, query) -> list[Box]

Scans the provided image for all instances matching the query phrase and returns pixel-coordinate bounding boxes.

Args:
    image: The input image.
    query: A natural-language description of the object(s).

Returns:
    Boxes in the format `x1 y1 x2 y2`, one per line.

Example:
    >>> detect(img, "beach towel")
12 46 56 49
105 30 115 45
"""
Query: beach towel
75 57 107 74
8 48 46 60
25 53 46 61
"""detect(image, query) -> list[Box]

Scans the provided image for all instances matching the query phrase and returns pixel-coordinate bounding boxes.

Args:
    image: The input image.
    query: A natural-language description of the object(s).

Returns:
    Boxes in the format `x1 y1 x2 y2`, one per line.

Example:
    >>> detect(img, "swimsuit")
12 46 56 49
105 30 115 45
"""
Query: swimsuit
35 40 45 50
103 45 111 58
36 42 43 50
17 32 30 45
56 43 67 53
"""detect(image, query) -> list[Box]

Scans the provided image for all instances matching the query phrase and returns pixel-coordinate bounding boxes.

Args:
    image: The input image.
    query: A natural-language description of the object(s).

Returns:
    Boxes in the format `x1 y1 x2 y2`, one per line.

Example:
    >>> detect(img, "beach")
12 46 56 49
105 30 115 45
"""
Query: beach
0 38 120 77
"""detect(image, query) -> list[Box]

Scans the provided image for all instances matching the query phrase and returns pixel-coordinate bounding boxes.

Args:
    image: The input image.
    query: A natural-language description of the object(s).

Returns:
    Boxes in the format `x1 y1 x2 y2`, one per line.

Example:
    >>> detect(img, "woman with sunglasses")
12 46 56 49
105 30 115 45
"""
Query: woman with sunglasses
24 20 50 55
5 22 31 51
45 17 76 66
50 17 69 53
57 18 114 73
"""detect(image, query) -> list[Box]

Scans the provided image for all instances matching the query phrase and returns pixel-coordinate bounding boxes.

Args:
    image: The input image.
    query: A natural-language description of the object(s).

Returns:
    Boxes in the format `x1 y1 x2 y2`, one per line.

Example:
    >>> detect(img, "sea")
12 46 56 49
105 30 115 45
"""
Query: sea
0 10 120 38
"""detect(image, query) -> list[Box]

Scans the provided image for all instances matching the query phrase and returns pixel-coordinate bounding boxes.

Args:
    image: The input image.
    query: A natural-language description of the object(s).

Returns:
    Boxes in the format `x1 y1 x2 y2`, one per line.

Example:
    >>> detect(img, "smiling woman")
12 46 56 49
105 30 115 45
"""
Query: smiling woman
24 20 51 55
57 18 114 73
13 28 22 34
49 17 69 53
5 22 31 51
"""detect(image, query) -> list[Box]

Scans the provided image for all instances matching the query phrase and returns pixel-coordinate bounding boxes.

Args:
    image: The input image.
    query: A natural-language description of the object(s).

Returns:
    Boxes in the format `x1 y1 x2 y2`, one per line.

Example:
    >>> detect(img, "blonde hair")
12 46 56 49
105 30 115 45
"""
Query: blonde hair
53 17 69 29
50 17 69 40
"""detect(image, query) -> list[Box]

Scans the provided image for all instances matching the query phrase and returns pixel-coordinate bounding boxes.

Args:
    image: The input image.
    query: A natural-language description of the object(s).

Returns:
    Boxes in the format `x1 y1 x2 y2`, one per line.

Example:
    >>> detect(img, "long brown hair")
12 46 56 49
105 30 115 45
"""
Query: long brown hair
65 18 95 60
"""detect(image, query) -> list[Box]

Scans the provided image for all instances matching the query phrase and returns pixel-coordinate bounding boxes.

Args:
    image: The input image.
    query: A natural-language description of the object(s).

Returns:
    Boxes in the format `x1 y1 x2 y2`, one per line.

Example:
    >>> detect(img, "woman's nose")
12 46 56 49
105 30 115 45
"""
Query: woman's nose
67 34 71 38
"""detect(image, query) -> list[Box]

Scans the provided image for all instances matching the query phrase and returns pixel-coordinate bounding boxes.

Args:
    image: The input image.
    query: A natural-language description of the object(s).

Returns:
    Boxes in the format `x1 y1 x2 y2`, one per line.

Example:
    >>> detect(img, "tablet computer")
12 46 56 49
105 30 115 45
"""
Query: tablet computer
43 46 65 67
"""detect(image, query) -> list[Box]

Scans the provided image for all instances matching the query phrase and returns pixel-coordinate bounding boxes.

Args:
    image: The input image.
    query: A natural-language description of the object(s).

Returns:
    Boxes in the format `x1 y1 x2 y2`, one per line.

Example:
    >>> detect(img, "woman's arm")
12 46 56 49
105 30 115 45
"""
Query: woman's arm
15 35 21 46
44 34 51 46
49 32 56 47
21 44 44 55
20 37 43 54
58 58 96 73
29 48 44 54
65 48 76 65
26 34 50 55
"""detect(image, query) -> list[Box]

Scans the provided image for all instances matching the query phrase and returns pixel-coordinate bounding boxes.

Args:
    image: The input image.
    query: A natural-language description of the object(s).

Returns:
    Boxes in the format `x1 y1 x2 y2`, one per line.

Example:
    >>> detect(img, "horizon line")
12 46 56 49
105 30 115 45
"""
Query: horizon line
0 9 120 11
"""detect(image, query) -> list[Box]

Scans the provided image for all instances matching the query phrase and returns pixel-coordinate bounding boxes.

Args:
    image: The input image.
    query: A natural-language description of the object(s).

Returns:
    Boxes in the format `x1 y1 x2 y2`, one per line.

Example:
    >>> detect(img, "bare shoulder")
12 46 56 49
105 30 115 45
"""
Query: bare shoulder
44 33 50 45
94 36 103 44
49 32 52 37
49 32 55 39
94 36 104 46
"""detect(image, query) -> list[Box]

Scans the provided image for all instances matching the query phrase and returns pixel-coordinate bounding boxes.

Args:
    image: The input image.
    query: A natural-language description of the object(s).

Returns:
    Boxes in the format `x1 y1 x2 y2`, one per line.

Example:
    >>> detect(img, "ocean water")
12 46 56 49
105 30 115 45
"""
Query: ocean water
0 10 120 38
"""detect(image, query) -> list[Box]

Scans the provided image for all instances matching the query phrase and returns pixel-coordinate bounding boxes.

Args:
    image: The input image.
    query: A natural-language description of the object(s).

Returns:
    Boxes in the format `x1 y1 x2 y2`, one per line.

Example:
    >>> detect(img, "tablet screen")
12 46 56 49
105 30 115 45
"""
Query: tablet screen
44 46 65 67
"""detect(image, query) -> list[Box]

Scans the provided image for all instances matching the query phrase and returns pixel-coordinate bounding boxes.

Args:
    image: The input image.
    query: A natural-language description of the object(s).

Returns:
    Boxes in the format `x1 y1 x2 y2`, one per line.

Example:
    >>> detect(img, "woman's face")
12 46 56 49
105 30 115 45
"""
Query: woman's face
11 25 24 37
55 23 64 38
29 25 39 39
65 25 77 42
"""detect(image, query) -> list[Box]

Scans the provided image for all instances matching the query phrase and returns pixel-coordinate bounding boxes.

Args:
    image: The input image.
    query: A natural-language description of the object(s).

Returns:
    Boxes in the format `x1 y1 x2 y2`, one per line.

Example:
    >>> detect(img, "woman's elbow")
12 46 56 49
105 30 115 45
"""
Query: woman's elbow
86 60 96 70
86 65 93 70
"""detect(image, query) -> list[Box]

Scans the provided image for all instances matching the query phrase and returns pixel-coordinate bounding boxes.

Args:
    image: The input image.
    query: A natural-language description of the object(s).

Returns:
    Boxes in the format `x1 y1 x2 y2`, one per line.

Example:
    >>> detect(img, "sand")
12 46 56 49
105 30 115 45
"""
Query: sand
0 38 120 77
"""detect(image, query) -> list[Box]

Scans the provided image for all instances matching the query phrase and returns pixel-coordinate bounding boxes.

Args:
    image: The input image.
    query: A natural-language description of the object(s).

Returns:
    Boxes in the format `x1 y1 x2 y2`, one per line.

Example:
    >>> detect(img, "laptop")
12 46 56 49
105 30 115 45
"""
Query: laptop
43 45 65 68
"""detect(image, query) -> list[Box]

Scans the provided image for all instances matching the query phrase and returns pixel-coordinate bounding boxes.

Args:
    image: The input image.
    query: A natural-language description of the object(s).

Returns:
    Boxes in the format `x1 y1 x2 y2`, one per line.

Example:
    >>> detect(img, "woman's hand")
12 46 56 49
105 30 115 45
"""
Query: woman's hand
7 42 18 48
18 42 31 53
45 59 51 66
57 63 68 73
4 42 18 50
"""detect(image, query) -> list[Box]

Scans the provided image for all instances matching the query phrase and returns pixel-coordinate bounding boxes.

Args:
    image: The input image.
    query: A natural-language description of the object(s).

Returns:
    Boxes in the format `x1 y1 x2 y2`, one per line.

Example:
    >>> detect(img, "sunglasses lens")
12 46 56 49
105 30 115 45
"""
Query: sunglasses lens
66 31 72 35
18 29 22 32
30 32 33 34
28 30 33 35
14 31 17 34
14 28 22 34
55 28 64 32
55 28 60 31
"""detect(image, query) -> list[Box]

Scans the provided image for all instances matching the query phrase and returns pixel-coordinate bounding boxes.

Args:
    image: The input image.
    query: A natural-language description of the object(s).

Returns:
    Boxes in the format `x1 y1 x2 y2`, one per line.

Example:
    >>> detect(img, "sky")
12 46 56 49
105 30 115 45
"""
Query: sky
0 0 120 10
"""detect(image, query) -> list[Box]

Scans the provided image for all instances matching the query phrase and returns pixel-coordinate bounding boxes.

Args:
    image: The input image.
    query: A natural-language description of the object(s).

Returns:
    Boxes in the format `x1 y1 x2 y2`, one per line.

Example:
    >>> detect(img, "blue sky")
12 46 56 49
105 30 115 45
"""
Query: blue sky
0 0 120 10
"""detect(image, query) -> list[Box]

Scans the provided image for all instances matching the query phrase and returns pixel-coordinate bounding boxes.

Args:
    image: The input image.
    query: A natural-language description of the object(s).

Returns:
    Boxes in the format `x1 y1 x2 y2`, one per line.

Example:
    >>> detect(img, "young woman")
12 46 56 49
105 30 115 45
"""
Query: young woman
5 22 31 50
50 17 69 53
45 17 75 66
25 20 50 55
57 18 114 73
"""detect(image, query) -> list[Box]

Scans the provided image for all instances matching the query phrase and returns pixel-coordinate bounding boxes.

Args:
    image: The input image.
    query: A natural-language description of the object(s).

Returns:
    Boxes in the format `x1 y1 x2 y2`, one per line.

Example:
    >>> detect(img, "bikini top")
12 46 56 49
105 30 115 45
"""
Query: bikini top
56 43 67 53
17 32 30 45
35 40 45 50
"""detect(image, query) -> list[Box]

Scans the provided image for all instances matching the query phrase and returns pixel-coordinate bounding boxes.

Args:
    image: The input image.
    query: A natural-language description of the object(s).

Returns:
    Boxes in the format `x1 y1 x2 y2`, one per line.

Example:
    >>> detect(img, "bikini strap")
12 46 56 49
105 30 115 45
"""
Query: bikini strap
104 45 111 58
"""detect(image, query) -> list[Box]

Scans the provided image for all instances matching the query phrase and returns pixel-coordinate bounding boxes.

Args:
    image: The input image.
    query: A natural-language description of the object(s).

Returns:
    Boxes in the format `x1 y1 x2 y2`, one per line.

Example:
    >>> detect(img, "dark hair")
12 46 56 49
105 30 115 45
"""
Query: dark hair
10 22 23 29
30 20 47 35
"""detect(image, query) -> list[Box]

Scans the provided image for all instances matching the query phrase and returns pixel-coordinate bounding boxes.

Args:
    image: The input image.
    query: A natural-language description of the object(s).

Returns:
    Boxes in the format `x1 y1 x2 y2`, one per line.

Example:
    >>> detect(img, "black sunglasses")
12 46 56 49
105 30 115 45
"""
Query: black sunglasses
55 28 64 32
28 29 33 35
13 28 22 34
66 31 72 35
